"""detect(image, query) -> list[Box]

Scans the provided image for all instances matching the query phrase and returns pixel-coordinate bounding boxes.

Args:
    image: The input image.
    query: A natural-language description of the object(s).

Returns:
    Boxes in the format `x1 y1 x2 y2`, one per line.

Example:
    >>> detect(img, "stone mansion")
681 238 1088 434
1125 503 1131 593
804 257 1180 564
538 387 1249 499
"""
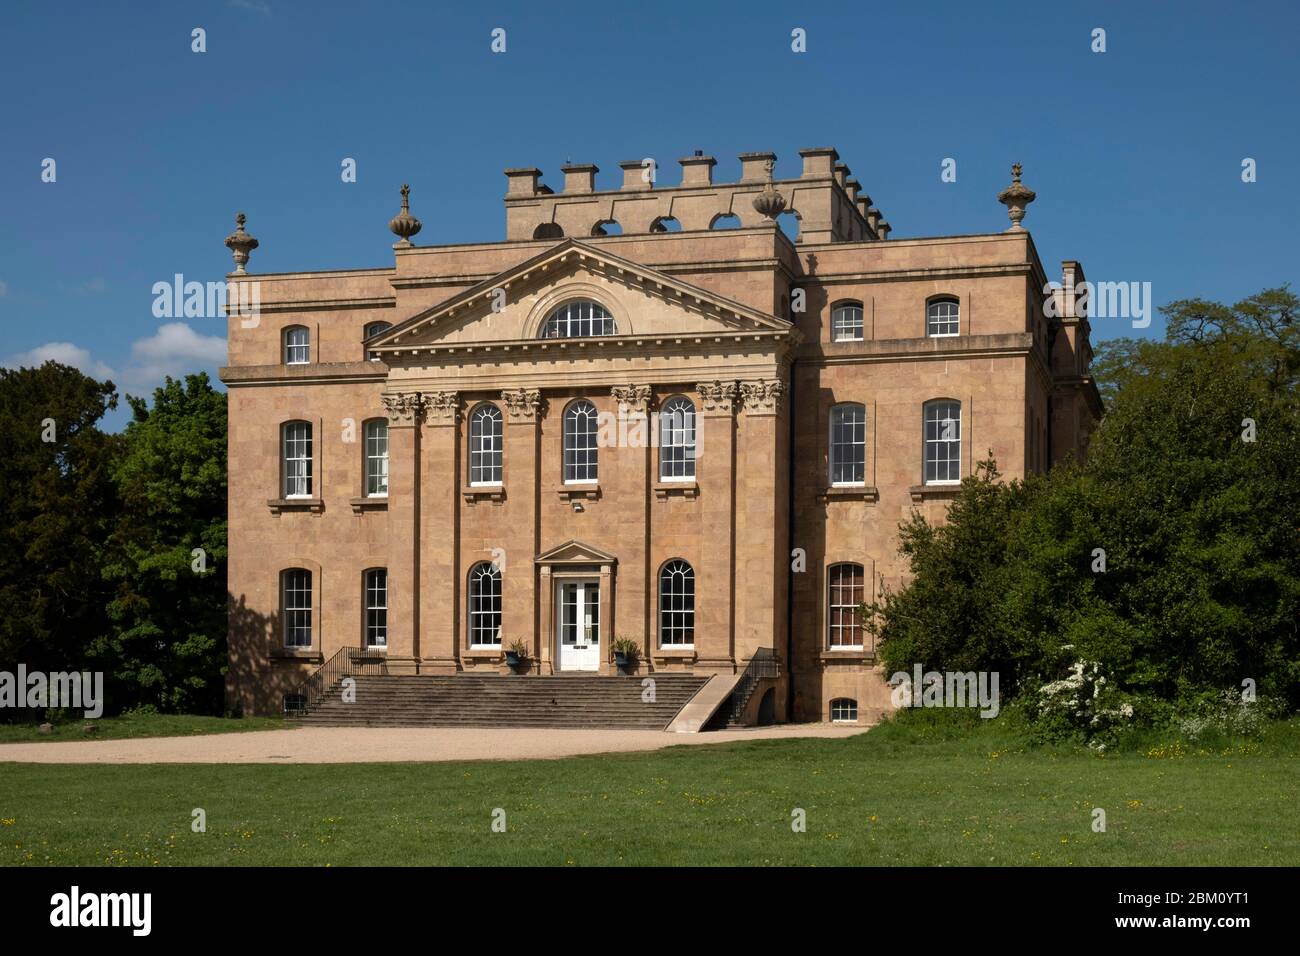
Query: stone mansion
220 147 1101 724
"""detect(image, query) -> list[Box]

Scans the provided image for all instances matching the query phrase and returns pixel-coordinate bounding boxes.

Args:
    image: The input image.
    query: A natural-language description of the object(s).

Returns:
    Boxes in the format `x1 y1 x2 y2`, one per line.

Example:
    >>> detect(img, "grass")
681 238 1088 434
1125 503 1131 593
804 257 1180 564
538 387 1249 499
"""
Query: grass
2 710 1297 866
0 712 285 744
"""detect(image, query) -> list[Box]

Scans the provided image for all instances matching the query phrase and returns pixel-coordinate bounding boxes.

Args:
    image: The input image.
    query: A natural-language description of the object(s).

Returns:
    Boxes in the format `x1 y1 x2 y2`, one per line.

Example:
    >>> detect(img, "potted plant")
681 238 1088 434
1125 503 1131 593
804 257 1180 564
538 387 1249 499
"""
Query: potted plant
505 638 529 671
613 638 640 673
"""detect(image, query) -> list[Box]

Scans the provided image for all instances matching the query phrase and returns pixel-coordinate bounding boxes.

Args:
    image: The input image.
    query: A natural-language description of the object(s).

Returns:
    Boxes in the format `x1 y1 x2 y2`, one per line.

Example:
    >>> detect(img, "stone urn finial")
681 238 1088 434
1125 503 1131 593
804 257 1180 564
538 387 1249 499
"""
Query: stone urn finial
752 157 786 222
389 183 422 246
223 213 259 274
997 162 1036 231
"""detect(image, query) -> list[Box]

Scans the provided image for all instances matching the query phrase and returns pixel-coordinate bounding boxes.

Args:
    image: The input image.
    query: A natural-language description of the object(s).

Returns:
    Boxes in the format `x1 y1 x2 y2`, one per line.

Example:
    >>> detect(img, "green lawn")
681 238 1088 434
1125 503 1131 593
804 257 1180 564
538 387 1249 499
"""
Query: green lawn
0 712 284 744
2 713 1297 866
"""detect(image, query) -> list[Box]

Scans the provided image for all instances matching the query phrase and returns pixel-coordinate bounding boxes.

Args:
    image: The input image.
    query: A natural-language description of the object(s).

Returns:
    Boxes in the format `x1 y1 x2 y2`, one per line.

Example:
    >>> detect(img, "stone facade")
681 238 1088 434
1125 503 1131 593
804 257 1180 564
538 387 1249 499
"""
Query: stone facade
221 149 1101 724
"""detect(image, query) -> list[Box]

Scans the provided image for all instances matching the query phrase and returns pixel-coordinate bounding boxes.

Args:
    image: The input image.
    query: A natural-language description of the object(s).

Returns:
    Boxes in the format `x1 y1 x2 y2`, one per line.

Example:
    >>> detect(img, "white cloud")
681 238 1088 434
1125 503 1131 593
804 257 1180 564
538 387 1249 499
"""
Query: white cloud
0 280 9 297
2 323 227 395
2 342 116 380
122 322 227 394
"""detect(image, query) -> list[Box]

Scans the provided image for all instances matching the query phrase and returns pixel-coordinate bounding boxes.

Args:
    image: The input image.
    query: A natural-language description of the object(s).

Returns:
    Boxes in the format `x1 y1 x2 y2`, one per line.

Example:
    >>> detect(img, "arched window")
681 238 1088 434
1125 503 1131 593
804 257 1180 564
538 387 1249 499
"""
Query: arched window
659 559 695 647
283 326 310 364
363 418 388 497
563 399 599 483
927 297 960 337
364 568 387 649
469 403 503 485
827 563 864 649
650 216 682 233
831 301 864 342
829 403 865 486
658 396 696 481
923 400 962 484
709 213 741 230
591 220 622 236
541 300 617 339
364 322 391 361
533 223 564 240
830 698 859 723
282 421 313 498
468 562 502 647
281 568 313 648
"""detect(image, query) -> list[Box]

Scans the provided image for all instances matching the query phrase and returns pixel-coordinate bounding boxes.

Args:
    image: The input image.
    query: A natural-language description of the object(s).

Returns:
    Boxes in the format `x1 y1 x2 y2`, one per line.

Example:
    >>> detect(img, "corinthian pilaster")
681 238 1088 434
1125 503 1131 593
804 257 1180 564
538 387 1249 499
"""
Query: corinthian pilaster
739 379 786 416
500 388 544 421
611 383 654 414
696 380 739 415
423 390 461 425
382 391 425 427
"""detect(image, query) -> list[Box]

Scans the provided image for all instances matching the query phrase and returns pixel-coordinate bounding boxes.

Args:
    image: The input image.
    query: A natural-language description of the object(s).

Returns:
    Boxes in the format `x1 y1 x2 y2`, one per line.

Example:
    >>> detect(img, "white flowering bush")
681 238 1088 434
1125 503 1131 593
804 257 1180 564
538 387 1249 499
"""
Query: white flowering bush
1176 689 1279 742
1023 659 1137 747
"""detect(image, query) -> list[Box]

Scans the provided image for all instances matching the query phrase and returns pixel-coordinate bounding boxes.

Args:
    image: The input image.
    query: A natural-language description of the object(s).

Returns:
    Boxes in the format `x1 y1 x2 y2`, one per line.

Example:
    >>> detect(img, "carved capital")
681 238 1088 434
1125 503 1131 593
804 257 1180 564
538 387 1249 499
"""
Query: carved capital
381 391 425 426
422 390 461 424
611 384 653 414
740 379 786 415
696 380 739 414
500 388 544 421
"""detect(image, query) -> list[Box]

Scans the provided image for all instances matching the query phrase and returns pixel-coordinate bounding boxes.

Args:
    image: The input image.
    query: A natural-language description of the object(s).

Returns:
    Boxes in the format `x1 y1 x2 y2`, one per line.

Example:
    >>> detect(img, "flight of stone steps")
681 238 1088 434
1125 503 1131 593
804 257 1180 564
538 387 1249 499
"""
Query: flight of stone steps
296 673 713 730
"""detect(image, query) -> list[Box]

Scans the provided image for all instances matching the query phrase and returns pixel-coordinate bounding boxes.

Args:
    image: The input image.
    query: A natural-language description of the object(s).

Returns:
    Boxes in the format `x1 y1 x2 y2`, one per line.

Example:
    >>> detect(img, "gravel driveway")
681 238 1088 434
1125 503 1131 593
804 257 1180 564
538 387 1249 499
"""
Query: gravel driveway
0 724 866 764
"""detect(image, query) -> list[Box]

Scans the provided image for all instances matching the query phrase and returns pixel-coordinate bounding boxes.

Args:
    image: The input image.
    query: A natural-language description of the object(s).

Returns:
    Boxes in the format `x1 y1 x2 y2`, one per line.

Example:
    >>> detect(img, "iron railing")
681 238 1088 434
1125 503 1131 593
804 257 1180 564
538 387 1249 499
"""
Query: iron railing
288 645 387 715
721 647 781 725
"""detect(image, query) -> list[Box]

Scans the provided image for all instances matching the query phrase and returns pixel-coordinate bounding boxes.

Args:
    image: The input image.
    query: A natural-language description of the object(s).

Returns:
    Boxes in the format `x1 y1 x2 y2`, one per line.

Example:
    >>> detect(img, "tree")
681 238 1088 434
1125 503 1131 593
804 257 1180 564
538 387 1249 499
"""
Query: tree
0 362 119 682
871 286 1300 719
94 374 228 713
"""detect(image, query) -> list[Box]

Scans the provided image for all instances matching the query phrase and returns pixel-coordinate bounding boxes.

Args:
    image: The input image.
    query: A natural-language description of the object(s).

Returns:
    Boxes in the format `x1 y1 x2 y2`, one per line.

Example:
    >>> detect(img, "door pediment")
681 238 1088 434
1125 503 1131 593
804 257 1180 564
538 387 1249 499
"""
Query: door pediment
535 539 618 568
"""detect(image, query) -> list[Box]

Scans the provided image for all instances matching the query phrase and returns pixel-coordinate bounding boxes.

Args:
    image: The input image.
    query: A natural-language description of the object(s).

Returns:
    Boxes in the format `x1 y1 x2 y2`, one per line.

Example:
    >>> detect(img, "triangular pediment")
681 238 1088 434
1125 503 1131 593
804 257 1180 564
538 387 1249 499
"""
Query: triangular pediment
535 538 618 567
369 239 794 355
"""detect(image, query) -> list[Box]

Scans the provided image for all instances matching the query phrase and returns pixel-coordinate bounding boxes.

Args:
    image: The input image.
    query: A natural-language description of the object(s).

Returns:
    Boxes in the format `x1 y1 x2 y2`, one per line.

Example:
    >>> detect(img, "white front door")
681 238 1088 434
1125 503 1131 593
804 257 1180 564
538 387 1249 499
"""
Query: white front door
557 579 600 672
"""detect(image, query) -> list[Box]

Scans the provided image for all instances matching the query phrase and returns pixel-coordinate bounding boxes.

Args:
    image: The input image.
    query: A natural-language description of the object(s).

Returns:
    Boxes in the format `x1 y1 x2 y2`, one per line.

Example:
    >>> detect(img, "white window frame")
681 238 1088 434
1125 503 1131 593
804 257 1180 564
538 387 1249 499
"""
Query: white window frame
830 698 859 723
831 302 864 342
540 300 617 339
923 400 962 485
563 399 599 484
926 298 960 338
364 322 391 361
282 568 313 648
468 562 502 648
829 403 866 487
658 396 696 482
282 421 312 498
658 559 695 648
364 568 387 649
283 326 310 364
364 418 388 498
469 404 504 486
827 563 864 650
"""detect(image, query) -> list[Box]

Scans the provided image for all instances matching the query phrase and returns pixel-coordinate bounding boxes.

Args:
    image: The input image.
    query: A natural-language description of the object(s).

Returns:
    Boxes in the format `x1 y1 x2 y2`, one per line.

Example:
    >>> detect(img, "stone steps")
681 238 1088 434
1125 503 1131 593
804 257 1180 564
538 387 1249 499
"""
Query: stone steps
296 674 711 730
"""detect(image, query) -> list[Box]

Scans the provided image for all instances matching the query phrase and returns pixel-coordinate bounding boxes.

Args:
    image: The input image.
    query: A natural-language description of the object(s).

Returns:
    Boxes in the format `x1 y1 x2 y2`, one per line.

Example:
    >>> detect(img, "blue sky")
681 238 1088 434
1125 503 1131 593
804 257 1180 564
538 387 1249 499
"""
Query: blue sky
2 1 1297 428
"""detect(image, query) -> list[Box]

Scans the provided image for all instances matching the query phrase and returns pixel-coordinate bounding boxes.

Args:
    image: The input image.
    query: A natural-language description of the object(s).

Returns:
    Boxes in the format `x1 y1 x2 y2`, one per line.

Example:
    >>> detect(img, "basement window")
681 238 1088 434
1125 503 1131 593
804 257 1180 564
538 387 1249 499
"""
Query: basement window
830 698 858 723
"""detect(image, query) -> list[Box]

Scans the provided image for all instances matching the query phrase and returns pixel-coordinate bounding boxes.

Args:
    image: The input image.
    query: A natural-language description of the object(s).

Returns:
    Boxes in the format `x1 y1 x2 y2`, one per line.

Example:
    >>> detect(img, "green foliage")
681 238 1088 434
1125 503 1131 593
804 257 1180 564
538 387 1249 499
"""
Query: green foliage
96 374 228 714
872 286 1300 738
0 363 228 717
0 363 119 675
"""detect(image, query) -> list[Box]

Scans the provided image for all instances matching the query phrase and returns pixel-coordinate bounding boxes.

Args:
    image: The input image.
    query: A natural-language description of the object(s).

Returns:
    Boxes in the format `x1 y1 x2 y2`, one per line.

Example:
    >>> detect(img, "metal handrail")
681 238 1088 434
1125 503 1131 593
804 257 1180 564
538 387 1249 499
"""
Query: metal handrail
291 645 386 714
724 648 780 724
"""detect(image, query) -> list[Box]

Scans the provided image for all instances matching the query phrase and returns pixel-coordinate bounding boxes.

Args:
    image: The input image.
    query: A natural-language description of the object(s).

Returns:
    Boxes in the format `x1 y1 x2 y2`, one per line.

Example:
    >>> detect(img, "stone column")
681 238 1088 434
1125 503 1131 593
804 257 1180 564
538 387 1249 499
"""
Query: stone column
599 562 614 676
694 381 738 673
612 384 654 669
500 388 543 667
381 392 424 675
418 390 461 674
737 379 788 668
